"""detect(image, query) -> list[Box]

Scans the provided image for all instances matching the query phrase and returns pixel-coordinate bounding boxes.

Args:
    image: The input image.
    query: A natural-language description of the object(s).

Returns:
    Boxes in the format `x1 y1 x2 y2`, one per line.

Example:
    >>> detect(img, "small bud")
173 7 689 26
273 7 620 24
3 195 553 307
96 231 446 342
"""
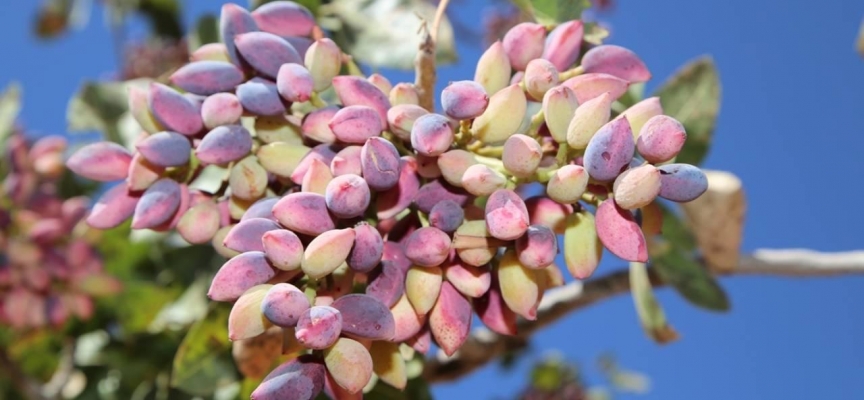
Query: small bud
403 227 452 267
516 225 558 269
325 174 371 218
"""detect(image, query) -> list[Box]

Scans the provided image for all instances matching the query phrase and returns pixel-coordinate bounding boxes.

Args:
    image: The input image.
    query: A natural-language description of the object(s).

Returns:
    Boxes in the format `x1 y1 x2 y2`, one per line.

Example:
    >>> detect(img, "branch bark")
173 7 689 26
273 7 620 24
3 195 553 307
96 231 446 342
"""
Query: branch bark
423 248 864 383
414 0 450 111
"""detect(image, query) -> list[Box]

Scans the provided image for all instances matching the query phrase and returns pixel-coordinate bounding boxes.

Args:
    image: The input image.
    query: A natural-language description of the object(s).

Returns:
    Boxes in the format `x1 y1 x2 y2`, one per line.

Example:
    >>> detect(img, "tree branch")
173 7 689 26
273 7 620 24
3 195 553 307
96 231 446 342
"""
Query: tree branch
414 0 450 111
423 248 864 383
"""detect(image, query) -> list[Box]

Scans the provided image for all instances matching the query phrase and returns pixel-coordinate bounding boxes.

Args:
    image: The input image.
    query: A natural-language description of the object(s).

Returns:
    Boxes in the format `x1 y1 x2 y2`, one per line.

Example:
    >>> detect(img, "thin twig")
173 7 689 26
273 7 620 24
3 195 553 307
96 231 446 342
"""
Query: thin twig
414 0 451 111
423 249 864 382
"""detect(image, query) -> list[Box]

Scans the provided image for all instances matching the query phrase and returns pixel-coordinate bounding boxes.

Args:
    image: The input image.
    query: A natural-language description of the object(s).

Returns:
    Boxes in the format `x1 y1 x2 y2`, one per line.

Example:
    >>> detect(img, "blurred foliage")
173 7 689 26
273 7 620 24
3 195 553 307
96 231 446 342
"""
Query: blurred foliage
510 353 650 400
511 0 592 26
654 57 721 167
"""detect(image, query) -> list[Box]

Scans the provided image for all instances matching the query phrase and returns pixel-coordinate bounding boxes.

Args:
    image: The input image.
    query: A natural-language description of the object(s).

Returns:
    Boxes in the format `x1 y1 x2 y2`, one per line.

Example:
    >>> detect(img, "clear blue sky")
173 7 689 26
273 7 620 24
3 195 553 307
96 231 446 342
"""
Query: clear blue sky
3 0 864 399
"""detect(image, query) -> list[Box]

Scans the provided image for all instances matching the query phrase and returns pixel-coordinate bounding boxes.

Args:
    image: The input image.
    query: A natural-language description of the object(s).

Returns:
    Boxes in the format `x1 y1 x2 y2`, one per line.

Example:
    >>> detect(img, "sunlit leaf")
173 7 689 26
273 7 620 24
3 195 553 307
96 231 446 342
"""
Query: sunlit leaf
0 82 22 146
629 261 678 344
66 81 129 144
652 57 721 166
188 14 219 52
171 303 238 396
649 204 731 312
325 0 456 70
527 0 591 25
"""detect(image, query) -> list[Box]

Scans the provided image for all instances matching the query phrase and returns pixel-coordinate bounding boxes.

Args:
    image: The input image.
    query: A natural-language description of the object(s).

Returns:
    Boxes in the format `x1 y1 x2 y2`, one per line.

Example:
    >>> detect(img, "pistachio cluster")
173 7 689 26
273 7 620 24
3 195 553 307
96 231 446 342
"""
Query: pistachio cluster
66 2 707 398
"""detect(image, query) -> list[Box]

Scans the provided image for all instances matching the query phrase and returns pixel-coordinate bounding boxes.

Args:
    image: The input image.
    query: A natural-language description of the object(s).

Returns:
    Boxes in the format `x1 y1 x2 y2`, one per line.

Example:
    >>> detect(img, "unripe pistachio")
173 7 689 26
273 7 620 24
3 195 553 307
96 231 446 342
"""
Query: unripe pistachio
581 45 651 83
546 165 588 204
541 20 584 71
389 83 420 106
566 92 613 149
542 85 578 143
562 73 629 104
502 134 542 178
502 23 546 71
441 80 489 120
615 96 663 140
305 38 342 92
637 115 687 164
474 41 512 95
613 164 661 209
523 59 559 100
471 85 527 144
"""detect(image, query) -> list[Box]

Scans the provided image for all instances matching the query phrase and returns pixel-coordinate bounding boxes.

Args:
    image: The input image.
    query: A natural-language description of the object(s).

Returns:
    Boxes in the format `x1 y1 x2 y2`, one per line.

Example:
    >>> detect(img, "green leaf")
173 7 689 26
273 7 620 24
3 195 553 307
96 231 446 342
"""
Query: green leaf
325 0 457 70
171 303 238 396
652 57 721 166
583 22 610 45
252 0 321 14
364 376 434 400
629 261 678 344
0 82 22 146
138 0 184 39
528 0 591 25
649 204 731 312
66 81 129 144
114 282 181 333
188 14 219 53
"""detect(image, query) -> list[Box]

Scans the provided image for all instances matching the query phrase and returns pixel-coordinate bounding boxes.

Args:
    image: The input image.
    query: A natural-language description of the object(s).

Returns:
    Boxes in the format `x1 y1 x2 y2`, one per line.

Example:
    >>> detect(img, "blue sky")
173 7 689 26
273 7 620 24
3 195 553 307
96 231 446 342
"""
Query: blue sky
3 0 864 399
